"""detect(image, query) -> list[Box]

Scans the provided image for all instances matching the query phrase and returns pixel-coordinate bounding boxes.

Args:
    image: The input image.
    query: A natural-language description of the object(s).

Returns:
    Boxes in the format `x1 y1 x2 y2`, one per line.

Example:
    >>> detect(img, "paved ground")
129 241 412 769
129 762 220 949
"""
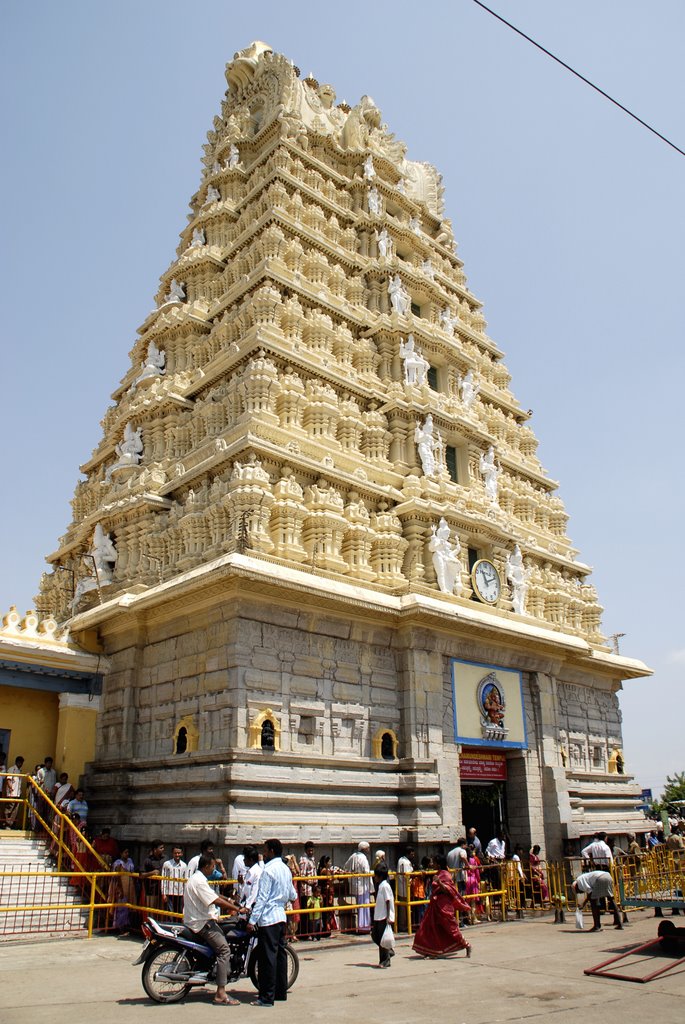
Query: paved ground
3 911 684 1024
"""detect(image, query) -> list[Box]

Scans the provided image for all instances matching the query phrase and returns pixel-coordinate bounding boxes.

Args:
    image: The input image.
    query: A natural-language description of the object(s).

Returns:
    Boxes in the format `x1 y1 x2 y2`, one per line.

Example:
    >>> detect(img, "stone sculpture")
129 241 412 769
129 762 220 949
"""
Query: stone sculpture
459 369 479 411
399 334 429 386
388 274 410 316
429 518 463 595
164 279 185 303
506 544 532 615
440 306 458 336
227 144 240 168
205 185 220 205
134 341 165 385
72 524 117 608
376 227 392 259
363 154 376 179
421 259 435 280
409 216 421 234
480 445 500 504
191 227 206 247
415 414 438 476
367 186 381 216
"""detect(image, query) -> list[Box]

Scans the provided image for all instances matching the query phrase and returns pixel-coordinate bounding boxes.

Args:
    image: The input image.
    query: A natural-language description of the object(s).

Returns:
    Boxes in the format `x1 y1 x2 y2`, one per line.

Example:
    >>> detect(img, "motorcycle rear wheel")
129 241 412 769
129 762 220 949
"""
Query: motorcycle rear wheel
248 944 299 991
142 945 193 1003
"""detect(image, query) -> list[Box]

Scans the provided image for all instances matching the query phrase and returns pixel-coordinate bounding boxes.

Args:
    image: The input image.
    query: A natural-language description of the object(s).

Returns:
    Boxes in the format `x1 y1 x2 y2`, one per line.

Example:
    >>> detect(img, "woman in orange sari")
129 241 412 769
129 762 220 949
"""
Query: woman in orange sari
412 854 472 958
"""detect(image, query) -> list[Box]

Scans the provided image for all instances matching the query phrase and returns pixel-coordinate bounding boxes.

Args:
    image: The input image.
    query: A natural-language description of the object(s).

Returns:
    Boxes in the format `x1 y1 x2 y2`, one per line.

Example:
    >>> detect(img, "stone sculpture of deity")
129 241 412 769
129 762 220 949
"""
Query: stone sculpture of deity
440 306 458 336
191 227 206 247
90 524 117 582
376 227 392 259
116 422 143 463
165 279 186 303
459 369 480 411
506 544 532 615
205 185 220 205
479 445 500 504
388 274 410 316
363 154 376 179
421 259 435 280
135 341 166 385
227 143 240 168
409 216 421 234
429 518 463 595
415 414 439 476
368 186 381 216
399 334 430 386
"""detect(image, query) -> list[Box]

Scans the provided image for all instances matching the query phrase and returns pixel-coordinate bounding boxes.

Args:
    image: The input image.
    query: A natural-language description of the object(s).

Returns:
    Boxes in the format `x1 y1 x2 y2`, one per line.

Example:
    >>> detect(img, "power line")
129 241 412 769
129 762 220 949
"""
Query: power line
471 0 685 158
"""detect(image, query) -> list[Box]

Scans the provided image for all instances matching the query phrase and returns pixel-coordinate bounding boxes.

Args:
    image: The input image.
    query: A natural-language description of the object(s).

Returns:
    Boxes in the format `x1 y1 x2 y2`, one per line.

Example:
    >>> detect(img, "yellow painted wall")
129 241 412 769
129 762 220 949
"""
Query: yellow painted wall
54 705 98 785
0 686 59 772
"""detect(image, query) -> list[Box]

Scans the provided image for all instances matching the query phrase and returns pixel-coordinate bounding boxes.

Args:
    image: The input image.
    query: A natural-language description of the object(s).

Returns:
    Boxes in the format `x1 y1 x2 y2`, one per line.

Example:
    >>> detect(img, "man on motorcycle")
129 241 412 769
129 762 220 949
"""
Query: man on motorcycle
184 854 241 1006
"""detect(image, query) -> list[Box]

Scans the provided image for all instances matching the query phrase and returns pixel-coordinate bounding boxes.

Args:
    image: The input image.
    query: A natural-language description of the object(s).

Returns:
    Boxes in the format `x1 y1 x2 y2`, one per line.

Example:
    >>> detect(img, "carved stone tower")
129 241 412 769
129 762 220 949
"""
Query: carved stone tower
39 42 649 854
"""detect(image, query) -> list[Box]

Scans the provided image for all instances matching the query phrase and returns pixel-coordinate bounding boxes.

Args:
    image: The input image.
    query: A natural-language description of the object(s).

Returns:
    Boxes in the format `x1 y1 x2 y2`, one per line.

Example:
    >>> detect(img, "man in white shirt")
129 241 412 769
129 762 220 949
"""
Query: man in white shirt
188 840 227 882
372 863 395 968
161 846 188 914
581 833 613 869
395 847 415 933
343 842 372 933
3 756 24 828
247 838 297 1007
241 845 264 913
485 830 507 861
183 854 241 1005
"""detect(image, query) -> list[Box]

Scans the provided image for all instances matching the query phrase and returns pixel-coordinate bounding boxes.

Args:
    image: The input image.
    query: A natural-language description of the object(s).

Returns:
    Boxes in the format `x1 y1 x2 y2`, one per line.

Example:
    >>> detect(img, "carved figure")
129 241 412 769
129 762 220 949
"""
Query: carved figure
341 95 382 151
429 518 462 595
191 227 206 247
376 227 392 259
506 544 532 615
165 279 185 303
135 341 166 384
367 186 381 216
415 414 438 476
399 334 429 386
205 185 220 205
388 274 410 316
421 259 435 280
396 178 406 195
440 306 458 335
479 445 500 504
363 154 376 179
90 524 117 581
409 216 421 234
115 423 143 464
212 160 221 174
459 369 479 411
227 143 240 168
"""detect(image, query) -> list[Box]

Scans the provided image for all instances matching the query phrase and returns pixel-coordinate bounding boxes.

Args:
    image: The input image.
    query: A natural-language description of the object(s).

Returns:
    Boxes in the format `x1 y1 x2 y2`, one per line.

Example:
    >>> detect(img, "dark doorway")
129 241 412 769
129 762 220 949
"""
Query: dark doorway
461 782 507 847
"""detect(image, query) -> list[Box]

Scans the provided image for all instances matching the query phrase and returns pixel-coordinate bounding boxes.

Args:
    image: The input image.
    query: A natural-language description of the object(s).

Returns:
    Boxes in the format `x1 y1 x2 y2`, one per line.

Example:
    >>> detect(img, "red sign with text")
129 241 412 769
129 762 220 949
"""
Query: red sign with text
460 751 508 781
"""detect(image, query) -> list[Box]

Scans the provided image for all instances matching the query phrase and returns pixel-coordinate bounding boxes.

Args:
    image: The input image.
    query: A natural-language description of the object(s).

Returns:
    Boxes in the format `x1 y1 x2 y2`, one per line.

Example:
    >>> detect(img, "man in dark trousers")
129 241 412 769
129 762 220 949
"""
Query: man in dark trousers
248 838 297 1006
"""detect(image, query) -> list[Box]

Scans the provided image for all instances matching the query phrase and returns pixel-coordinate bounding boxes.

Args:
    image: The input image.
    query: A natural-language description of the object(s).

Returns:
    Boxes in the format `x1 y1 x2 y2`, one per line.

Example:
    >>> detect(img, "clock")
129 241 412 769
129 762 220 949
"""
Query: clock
471 559 501 605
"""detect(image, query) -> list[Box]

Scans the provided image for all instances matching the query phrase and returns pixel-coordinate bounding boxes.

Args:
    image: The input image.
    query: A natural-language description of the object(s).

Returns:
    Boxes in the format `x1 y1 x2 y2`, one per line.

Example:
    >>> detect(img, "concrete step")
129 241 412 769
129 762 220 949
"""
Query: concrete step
0 834 91 939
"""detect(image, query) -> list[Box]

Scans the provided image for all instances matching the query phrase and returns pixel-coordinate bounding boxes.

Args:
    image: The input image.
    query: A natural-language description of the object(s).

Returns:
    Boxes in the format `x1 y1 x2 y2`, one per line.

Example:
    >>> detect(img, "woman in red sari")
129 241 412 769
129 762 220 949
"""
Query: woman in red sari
412 854 472 958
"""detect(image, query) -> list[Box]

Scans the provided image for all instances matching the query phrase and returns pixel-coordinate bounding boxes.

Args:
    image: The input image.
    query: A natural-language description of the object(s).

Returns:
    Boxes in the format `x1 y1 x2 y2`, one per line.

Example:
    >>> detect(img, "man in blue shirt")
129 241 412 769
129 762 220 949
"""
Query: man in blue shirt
248 838 297 1006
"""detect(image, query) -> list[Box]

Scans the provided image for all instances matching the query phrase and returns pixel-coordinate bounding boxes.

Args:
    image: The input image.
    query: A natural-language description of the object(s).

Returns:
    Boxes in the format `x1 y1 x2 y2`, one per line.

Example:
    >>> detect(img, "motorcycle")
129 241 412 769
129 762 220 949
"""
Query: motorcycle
134 916 300 1003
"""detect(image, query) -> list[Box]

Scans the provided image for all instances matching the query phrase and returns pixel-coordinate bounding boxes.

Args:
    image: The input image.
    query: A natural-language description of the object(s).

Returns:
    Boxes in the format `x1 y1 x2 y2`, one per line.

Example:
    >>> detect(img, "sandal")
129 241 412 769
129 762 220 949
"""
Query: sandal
214 997 240 1006
465 944 472 958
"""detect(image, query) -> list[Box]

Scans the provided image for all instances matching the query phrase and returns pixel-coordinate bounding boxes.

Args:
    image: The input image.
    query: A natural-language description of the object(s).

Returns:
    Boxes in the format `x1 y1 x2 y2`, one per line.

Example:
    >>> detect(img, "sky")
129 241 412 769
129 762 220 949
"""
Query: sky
1 1 683 796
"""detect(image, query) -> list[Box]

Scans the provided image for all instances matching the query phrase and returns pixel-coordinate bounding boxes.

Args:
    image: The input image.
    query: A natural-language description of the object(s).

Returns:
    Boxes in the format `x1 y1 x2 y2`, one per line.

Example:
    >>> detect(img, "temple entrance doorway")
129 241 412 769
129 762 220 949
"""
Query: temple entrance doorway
459 749 508 847
461 782 506 845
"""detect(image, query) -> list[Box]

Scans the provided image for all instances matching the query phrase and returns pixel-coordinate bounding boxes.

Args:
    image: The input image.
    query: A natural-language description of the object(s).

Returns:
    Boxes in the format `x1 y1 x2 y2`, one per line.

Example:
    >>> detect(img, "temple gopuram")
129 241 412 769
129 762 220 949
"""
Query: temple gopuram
38 41 650 856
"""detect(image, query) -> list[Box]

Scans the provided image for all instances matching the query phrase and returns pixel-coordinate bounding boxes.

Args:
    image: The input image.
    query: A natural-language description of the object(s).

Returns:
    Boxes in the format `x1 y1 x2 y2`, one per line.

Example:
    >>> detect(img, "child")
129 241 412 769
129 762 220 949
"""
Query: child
306 883 323 940
372 865 395 968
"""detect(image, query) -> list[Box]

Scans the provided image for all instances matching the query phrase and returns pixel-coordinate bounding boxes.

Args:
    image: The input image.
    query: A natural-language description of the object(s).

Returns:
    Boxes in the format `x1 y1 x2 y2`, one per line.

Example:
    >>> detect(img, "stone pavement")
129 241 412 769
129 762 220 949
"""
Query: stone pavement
2 911 683 1024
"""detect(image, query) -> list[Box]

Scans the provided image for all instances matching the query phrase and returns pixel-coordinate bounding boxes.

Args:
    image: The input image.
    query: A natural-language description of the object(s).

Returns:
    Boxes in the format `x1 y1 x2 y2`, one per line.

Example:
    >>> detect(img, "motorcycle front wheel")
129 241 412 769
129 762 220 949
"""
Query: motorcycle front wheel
142 945 193 1003
248 944 299 991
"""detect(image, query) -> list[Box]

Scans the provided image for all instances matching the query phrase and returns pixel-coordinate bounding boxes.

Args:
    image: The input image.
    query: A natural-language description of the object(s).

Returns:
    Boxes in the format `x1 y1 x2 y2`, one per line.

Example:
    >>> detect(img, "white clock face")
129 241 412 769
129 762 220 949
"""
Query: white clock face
473 560 501 604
